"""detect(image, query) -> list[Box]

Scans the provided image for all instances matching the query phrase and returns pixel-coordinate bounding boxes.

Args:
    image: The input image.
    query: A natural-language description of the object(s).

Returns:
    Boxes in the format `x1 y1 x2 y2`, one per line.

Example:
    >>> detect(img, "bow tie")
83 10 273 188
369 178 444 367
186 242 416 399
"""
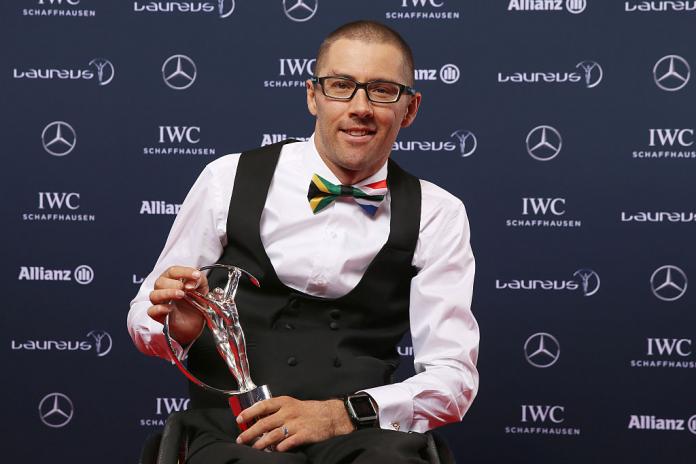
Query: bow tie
307 174 387 216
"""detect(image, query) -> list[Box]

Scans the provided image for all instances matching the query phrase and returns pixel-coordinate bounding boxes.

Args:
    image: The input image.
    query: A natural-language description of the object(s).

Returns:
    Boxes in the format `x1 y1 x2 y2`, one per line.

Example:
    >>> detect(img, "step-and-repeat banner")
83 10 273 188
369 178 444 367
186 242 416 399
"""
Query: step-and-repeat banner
3 1 695 462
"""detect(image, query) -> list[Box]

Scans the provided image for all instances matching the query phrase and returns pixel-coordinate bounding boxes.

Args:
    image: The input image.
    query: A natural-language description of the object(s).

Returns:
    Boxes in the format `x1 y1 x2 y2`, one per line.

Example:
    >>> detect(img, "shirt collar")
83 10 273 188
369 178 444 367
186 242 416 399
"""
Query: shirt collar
304 133 388 187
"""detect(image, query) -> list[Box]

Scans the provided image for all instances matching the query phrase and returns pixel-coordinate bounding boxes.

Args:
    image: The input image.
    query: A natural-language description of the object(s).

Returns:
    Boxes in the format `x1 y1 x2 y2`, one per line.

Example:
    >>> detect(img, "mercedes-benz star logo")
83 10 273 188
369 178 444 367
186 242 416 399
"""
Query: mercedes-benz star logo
88 58 115 86
653 55 690 92
41 121 76 157
526 125 562 161
450 130 477 157
524 332 560 368
162 55 197 90
283 0 318 22
39 393 74 428
573 269 600 297
86 330 113 357
650 265 688 302
575 60 603 88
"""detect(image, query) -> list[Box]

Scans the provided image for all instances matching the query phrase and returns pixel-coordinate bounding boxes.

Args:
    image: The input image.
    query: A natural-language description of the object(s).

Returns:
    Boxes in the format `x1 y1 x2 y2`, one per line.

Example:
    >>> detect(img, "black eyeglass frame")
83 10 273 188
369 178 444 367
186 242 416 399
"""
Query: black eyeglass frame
311 76 417 103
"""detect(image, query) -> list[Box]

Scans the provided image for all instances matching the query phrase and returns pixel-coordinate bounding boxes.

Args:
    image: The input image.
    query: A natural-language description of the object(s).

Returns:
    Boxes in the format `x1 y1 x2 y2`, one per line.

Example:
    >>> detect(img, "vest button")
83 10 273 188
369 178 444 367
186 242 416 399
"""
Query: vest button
333 357 342 368
329 321 339 330
329 309 341 320
287 356 298 366
284 323 295 330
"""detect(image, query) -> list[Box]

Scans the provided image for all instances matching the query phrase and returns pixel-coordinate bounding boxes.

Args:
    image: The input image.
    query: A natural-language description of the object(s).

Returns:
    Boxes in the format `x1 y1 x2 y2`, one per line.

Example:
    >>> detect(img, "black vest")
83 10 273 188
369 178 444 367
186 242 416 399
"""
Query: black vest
187 141 422 408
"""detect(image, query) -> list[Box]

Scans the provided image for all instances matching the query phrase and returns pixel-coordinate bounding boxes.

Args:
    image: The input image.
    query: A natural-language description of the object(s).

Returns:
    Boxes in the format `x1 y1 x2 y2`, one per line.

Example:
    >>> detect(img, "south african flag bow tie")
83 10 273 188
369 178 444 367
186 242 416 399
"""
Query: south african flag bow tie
307 174 388 216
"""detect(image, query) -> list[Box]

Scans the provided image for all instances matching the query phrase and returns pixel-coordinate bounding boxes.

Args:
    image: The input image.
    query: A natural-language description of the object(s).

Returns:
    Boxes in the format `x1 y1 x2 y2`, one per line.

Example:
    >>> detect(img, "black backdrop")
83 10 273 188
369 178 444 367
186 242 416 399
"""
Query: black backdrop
3 1 696 462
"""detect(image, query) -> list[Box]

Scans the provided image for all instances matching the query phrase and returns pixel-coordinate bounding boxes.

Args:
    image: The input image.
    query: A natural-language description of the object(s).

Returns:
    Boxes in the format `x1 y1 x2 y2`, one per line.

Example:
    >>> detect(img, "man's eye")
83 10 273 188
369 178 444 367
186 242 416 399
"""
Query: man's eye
371 85 398 95
331 81 352 89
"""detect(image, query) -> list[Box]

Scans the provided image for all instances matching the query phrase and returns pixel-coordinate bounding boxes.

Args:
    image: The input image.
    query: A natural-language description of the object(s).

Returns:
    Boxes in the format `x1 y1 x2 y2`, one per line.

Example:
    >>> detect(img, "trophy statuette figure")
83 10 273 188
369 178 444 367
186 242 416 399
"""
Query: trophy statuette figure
162 264 271 432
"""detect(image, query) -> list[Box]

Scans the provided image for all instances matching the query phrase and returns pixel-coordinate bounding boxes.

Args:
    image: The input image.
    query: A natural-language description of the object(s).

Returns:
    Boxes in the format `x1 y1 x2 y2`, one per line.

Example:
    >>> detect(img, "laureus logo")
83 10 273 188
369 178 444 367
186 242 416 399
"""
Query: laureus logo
86 330 112 356
575 61 603 88
88 58 115 85
450 130 477 157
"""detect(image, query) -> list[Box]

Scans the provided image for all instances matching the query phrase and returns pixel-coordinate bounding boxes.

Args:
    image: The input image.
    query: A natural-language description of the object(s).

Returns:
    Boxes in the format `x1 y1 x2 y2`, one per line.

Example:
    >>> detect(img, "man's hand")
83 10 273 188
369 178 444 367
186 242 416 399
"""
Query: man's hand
235 396 355 452
147 266 209 345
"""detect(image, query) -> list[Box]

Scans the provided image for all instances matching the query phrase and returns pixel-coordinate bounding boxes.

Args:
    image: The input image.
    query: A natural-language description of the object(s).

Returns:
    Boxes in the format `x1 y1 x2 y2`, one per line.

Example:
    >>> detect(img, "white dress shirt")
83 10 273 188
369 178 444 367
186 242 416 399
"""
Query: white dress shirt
128 135 479 433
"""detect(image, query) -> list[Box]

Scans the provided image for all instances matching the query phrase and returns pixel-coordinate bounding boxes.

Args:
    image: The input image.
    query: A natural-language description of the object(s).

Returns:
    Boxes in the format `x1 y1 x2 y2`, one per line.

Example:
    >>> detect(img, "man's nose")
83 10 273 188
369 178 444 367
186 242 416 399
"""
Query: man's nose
348 88 374 118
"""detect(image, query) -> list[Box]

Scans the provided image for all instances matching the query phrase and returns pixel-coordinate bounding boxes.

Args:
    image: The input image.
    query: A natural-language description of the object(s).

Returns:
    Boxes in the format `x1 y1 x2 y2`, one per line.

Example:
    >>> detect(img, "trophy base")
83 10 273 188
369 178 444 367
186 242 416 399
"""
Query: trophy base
228 385 272 431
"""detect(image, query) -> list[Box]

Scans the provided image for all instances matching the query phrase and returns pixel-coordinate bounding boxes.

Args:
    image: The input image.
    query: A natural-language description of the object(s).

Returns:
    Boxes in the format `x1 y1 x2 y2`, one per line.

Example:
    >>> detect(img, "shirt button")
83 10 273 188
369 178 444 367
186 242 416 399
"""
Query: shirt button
329 321 339 330
287 356 298 366
284 323 294 330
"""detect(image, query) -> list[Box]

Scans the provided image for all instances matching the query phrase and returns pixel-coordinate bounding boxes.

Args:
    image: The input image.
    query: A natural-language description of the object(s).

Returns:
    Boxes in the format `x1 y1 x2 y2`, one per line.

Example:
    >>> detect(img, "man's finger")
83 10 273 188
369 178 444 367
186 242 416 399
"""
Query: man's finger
164 266 202 282
149 288 185 305
275 432 303 452
237 398 282 426
146 304 174 324
154 275 184 290
236 412 283 444
251 426 287 450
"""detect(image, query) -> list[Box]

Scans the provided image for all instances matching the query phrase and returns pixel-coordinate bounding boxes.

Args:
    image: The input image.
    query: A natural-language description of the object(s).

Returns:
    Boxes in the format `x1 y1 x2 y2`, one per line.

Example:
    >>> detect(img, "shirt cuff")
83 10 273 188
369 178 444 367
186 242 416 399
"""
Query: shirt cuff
360 384 413 433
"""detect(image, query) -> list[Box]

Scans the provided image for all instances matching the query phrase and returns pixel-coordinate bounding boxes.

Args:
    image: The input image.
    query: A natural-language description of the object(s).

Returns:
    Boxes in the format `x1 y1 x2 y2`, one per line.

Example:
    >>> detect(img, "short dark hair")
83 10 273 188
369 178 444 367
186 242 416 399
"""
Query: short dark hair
315 20 415 85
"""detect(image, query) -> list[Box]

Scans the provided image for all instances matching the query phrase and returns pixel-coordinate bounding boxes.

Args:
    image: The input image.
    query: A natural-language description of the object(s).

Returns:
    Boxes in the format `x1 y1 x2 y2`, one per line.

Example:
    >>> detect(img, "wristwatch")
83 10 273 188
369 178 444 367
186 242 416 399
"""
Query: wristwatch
344 393 378 429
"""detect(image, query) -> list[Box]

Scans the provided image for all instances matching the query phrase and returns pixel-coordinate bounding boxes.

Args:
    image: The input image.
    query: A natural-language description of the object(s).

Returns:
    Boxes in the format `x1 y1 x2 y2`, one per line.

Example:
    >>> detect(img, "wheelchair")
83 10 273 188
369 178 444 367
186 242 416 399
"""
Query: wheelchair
140 409 456 464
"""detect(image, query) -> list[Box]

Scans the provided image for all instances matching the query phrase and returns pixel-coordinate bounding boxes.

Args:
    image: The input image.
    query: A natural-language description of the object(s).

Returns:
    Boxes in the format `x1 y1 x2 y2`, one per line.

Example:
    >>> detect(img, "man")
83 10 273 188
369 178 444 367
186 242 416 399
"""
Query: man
129 20 478 463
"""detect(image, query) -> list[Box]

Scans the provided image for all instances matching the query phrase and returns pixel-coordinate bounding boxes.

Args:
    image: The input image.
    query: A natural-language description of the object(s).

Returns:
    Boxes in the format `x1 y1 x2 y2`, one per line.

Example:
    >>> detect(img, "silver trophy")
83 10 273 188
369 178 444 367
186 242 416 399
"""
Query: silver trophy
163 264 271 431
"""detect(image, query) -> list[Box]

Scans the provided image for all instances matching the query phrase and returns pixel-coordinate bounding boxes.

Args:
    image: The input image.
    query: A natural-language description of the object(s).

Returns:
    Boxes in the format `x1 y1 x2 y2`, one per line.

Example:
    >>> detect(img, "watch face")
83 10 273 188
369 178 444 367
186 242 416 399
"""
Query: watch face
350 395 377 420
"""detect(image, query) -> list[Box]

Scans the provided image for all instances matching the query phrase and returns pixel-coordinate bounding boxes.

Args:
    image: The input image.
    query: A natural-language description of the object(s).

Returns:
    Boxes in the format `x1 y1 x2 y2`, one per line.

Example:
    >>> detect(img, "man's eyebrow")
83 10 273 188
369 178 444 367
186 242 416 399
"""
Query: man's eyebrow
326 70 400 83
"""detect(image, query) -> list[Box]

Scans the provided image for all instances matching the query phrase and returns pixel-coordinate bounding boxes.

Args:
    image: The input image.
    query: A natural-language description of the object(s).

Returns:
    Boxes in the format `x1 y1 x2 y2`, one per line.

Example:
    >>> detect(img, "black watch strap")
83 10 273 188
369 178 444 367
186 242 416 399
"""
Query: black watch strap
344 393 378 429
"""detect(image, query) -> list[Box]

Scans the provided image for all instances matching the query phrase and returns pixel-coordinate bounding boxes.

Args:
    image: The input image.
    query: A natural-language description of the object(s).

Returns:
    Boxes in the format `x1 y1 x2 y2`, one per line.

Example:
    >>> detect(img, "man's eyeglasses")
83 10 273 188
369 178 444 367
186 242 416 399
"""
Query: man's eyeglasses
311 76 416 103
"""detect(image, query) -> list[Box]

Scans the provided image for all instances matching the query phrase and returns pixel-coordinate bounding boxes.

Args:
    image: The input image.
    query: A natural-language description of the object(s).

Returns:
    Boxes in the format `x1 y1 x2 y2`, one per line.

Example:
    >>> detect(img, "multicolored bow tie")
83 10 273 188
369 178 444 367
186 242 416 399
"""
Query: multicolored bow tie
307 174 388 216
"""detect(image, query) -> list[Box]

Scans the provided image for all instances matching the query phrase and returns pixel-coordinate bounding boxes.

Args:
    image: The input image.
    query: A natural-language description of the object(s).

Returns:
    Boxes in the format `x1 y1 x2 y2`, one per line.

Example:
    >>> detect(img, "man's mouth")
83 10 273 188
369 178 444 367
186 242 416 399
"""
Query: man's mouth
341 128 376 137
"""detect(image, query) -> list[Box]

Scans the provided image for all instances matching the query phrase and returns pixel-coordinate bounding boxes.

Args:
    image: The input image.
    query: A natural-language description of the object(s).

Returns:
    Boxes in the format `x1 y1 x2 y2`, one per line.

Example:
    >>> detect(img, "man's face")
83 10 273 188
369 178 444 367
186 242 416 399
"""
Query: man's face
307 38 421 184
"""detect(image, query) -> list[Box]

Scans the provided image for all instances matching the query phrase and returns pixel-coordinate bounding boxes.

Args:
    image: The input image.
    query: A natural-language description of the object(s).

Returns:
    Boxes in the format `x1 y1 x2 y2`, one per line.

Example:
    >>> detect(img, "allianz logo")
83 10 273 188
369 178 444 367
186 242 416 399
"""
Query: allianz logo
13 59 113 85
625 1 696 12
621 211 696 222
18 265 94 284
140 201 182 215
508 0 586 12
496 269 600 296
628 415 696 435
261 134 311 146
11 330 112 356
133 1 235 17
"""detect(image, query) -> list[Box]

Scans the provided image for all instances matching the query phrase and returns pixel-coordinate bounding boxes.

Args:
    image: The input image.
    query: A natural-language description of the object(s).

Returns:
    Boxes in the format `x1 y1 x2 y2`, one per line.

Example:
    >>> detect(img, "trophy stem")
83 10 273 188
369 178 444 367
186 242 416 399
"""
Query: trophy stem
228 384 273 431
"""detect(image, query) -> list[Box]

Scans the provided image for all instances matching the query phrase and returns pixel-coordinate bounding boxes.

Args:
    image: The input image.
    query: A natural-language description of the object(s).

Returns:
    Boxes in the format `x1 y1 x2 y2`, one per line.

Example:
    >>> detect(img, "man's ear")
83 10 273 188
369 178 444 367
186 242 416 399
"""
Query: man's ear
400 92 421 128
306 79 318 116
